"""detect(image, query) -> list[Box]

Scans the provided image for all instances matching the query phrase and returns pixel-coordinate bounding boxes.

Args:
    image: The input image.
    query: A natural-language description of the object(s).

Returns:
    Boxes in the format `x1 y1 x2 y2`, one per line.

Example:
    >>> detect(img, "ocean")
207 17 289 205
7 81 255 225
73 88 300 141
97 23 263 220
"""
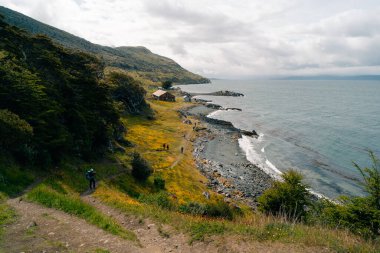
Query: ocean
179 79 380 199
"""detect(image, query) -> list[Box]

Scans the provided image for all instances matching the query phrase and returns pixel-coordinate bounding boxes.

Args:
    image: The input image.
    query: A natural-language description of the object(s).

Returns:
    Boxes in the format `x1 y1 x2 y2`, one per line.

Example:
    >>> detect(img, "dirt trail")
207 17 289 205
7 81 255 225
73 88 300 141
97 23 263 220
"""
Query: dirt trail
169 125 194 169
81 194 211 253
2 198 140 253
2 195 330 253
81 194 330 253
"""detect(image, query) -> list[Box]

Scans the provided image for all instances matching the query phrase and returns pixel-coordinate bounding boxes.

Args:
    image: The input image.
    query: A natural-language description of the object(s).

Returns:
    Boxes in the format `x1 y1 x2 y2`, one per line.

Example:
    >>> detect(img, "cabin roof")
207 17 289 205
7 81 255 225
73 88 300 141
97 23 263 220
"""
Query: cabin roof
152 90 174 97
152 90 168 97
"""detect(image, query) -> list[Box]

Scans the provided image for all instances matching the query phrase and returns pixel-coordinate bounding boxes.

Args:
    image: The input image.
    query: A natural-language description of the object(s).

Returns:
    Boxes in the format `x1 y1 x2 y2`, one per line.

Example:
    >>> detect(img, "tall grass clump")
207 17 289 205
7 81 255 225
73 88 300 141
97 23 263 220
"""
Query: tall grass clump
27 184 136 241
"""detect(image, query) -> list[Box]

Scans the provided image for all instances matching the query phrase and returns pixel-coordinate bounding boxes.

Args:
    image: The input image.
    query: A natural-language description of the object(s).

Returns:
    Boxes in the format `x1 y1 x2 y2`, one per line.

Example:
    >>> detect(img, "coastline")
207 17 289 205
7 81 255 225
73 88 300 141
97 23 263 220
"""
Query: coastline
180 104 272 208
177 86 331 206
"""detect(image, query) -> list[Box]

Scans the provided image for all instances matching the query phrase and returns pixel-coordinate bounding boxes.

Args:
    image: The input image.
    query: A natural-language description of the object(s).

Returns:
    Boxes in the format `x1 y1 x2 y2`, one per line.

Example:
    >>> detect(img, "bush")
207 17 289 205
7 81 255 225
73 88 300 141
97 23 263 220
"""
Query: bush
0 159 36 196
179 202 207 216
316 151 380 239
162 80 173 90
131 152 152 181
318 197 380 239
354 151 380 209
205 201 234 219
153 176 166 190
258 170 311 221
179 201 234 219
138 191 174 210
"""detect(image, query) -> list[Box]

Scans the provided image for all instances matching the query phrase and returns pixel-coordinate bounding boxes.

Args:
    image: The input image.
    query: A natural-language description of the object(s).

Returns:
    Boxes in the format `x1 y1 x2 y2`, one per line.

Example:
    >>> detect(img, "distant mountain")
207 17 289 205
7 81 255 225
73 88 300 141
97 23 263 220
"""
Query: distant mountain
0 6 209 84
279 75 380 80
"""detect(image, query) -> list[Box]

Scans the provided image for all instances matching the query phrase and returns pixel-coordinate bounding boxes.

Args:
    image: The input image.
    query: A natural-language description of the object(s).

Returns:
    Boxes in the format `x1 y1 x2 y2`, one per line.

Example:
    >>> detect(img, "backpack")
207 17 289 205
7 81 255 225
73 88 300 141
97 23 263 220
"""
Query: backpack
85 171 91 180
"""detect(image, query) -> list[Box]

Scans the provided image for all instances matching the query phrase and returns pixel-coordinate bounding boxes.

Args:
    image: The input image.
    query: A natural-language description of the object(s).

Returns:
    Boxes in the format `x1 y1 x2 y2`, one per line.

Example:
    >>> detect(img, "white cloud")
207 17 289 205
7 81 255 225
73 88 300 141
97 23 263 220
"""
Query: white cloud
1 0 380 77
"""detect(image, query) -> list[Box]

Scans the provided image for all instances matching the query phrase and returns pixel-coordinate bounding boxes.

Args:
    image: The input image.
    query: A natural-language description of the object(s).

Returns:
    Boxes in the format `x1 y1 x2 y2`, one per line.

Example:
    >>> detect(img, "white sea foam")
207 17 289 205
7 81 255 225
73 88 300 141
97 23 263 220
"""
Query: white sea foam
257 133 264 142
207 110 223 118
238 134 331 200
238 135 282 180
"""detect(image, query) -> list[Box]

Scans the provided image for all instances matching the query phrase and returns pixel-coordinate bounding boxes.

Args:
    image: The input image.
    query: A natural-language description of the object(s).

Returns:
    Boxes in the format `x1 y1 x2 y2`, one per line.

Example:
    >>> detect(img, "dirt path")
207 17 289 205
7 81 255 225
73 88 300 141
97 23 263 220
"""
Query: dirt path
2 192 331 253
2 198 140 253
80 195 330 253
81 194 212 253
169 126 194 169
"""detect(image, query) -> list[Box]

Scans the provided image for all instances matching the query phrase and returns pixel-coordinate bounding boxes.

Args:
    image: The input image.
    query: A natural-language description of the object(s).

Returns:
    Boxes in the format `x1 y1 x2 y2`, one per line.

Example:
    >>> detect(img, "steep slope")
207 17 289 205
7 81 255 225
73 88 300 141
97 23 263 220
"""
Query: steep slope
0 6 209 84
0 14 121 165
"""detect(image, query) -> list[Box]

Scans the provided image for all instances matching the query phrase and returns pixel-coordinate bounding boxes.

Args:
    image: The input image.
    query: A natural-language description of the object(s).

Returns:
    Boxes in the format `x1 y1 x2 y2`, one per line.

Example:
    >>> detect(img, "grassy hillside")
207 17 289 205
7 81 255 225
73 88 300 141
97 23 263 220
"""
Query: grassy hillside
0 6 209 84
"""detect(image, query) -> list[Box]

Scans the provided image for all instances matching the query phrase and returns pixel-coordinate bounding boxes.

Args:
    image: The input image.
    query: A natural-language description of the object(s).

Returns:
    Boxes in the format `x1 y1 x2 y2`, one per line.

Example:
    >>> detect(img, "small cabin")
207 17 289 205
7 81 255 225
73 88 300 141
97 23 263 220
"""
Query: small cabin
152 90 175 102
183 95 191 102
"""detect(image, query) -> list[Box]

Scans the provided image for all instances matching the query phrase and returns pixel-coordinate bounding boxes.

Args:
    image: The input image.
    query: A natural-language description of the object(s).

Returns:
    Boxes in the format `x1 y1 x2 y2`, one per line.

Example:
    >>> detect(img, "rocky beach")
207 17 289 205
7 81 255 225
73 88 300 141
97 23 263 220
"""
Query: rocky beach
180 103 272 208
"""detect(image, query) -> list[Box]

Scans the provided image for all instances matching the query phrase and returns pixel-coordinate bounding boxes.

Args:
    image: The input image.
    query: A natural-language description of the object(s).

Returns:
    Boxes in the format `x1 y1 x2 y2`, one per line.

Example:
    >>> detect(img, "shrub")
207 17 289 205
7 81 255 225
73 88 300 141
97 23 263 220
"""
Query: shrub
316 151 380 239
131 152 152 181
258 170 311 221
319 196 380 239
162 80 173 90
205 201 234 220
179 202 207 216
154 176 166 190
138 191 174 210
0 160 36 196
179 201 234 219
354 151 380 209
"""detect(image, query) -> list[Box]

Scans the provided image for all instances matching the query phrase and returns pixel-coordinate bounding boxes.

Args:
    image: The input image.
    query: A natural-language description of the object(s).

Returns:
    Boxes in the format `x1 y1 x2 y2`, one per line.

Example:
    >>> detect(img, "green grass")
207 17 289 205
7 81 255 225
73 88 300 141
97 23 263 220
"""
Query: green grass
0 158 36 196
26 184 136 241
0 193 16 243
93 249 111 253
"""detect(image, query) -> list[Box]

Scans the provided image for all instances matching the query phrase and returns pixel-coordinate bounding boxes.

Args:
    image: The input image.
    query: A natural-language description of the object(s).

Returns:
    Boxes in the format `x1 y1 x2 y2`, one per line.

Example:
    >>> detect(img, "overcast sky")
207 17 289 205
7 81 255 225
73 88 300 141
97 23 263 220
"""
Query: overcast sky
1 0 380 78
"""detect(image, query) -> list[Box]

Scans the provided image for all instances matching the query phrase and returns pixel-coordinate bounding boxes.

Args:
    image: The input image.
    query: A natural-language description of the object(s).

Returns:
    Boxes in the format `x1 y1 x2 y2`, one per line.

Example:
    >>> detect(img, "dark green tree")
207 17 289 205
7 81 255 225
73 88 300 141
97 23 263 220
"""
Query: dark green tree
106 72 151 115
162 80 173 90
0 16 119 165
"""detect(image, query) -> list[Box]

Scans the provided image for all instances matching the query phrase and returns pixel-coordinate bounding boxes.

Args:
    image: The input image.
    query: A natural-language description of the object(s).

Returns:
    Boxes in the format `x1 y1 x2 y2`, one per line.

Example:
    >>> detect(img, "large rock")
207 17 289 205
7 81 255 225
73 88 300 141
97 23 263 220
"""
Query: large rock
239 129 259 137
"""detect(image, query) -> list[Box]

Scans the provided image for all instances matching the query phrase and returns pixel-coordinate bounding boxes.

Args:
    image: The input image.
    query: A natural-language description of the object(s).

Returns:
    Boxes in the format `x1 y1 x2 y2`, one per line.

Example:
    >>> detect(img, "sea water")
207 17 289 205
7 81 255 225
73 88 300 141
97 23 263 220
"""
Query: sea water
180 80 380 199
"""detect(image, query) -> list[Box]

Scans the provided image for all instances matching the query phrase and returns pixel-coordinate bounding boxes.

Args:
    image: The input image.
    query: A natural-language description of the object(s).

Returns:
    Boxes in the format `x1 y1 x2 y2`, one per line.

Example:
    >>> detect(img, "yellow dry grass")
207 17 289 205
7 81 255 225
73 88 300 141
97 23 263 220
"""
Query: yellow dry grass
121 97 215 204
94 183 142 207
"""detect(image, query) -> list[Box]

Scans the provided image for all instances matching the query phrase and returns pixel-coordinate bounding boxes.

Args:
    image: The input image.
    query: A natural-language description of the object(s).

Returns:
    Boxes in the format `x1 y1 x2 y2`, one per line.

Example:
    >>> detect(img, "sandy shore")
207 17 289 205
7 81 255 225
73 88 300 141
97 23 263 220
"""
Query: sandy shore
181 105 272 208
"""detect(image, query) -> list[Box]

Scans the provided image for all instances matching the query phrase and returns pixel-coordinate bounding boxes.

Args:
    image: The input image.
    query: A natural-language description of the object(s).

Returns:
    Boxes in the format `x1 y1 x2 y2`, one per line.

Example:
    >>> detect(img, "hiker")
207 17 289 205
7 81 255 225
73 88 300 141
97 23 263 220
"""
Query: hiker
181 147 184 153
163 143 166 150
86 168 96 190
166 144 169 150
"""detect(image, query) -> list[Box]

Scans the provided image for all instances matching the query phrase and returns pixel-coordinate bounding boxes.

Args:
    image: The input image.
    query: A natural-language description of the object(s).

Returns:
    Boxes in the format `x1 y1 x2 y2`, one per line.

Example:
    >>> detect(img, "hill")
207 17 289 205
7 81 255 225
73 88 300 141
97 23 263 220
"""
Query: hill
0 6 210 84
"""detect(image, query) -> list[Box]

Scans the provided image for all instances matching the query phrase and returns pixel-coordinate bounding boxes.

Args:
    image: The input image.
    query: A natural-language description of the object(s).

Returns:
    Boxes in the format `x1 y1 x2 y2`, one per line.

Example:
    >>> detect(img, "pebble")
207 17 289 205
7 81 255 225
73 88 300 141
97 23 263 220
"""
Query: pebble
147 224 155 229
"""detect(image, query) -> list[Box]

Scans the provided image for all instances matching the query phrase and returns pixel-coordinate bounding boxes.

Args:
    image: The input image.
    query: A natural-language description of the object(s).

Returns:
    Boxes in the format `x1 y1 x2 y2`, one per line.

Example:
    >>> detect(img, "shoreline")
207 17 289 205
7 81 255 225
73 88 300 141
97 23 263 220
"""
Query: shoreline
178 94 330 207
180 104 272 208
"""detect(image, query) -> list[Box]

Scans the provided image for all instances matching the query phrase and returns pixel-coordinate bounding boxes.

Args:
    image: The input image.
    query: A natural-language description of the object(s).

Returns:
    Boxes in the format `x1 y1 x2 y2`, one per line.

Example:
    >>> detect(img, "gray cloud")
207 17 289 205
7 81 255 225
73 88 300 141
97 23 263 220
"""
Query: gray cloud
1 0 380 77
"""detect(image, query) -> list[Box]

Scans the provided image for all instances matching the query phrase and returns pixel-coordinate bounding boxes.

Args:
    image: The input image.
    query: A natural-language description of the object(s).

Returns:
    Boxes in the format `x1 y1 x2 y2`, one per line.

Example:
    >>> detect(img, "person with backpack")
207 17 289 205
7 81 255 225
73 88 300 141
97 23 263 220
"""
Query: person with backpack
86 168 96 190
